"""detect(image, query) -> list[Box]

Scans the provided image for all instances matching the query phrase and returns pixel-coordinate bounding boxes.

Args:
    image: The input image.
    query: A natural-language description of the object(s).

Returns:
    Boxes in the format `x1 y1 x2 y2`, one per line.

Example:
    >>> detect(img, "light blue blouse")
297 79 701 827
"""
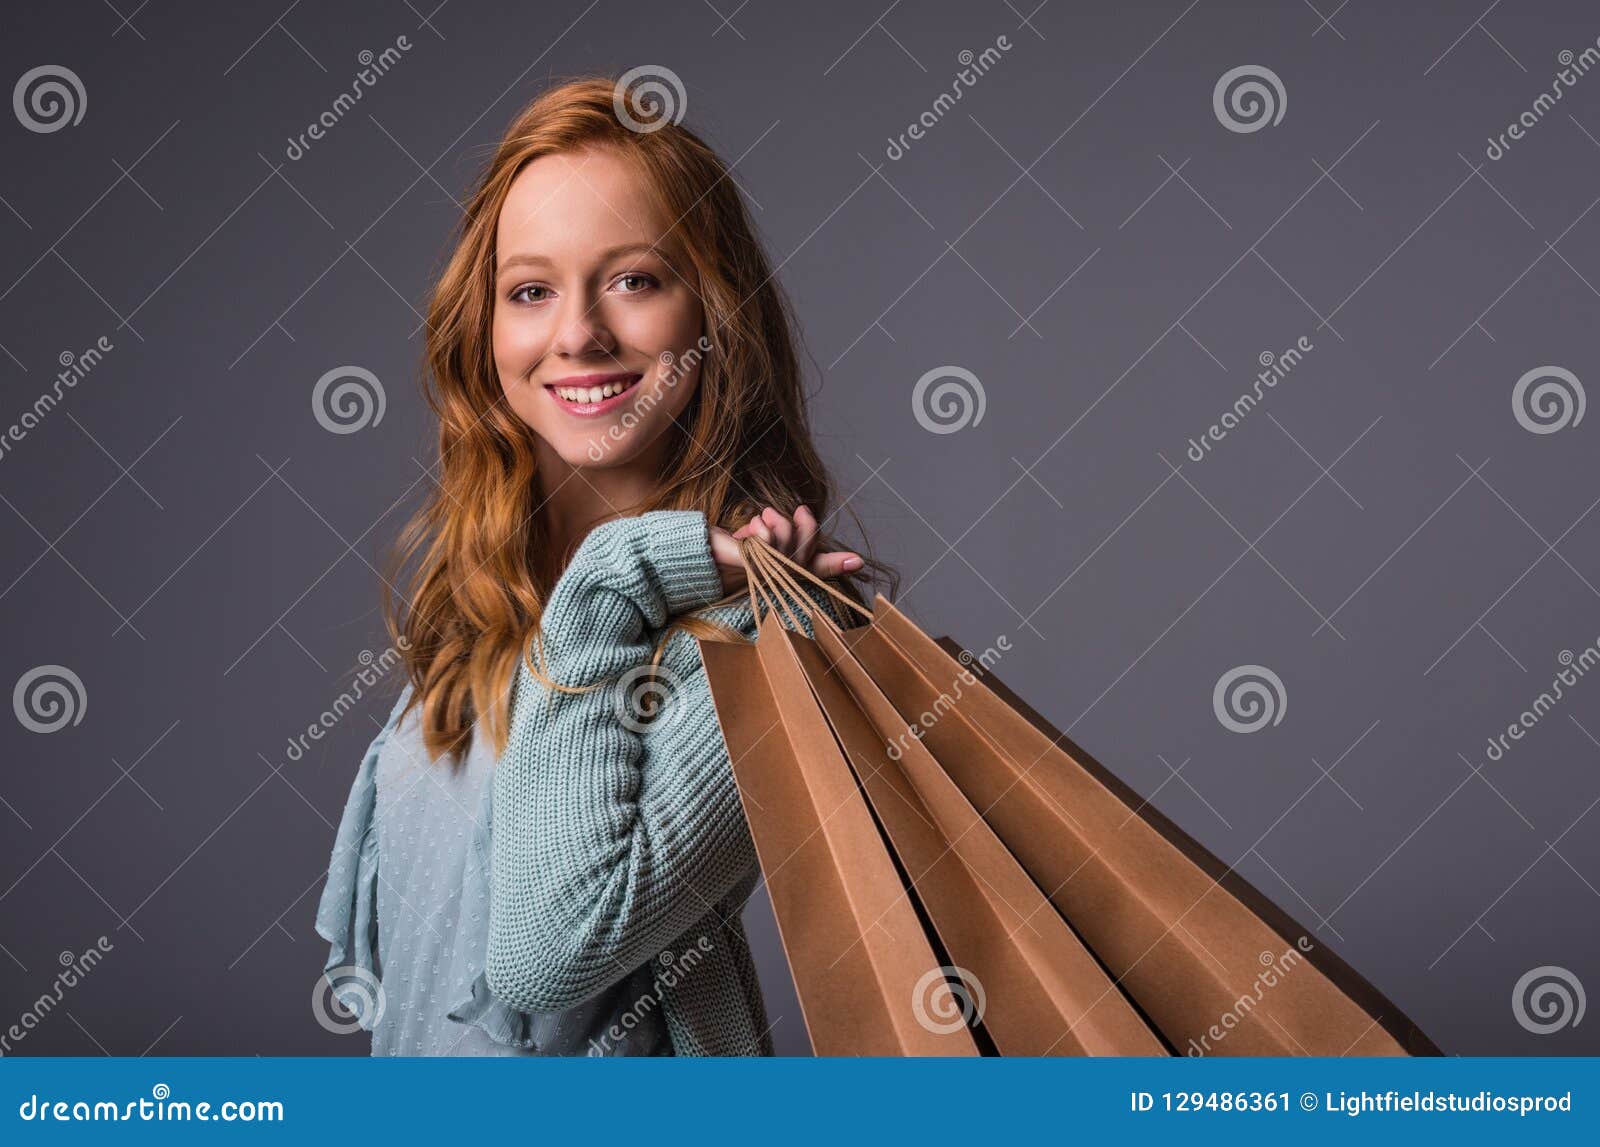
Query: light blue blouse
315 686 671 1056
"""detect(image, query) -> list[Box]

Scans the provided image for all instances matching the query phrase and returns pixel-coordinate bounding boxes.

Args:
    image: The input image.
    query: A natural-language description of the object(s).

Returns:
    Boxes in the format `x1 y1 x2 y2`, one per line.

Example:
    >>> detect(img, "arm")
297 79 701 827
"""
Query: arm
485 510 756 1012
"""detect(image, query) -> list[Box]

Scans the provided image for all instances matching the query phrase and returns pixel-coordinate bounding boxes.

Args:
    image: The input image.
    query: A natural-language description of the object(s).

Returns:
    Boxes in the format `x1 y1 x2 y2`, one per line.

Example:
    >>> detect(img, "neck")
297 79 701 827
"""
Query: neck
534 445 667 567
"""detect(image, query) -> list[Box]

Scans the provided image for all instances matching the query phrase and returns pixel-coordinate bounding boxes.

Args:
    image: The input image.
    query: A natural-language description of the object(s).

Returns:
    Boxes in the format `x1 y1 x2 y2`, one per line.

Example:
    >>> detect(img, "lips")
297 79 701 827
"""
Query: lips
543 372 644 415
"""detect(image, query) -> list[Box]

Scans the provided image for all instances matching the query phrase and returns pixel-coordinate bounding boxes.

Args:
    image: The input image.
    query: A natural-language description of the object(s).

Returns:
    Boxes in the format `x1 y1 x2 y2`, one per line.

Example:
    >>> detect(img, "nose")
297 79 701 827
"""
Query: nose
551 293 617 359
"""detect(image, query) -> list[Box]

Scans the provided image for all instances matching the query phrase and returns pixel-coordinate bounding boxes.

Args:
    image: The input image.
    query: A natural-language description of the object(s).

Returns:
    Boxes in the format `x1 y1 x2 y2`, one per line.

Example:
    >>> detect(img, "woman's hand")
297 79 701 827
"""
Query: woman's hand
710 505 862 597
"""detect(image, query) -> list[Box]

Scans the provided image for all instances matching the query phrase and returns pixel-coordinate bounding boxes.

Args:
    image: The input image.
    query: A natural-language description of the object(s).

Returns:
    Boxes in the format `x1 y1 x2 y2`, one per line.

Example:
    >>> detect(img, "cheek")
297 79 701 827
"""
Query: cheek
492 308 546 382
644 317 705 420
654 353 703 421
614 291 702 359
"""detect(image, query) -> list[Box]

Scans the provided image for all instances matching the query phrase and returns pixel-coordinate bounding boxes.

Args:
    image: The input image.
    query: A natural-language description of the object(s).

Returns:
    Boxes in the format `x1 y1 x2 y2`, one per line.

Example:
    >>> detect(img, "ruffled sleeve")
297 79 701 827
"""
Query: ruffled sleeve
314 678 669 1055
314 686 412 1030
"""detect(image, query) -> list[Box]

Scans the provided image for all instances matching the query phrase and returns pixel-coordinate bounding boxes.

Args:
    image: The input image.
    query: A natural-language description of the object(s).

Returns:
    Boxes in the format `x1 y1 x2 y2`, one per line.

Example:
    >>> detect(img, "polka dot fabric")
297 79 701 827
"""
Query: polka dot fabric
319 511 803 1056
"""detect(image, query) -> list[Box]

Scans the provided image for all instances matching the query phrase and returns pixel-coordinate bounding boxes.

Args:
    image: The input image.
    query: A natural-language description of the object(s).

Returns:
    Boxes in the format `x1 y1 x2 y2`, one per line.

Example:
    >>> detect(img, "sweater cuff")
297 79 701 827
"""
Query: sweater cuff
643 511 725 616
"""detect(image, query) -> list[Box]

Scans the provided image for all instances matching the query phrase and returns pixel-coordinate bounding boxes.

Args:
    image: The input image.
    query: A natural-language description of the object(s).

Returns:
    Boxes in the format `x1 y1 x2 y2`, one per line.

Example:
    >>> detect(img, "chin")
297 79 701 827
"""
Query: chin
551 425 665 470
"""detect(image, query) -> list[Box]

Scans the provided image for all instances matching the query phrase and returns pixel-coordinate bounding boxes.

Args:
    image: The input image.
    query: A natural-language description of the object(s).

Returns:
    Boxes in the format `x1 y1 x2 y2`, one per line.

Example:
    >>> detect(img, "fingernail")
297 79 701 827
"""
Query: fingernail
842 555 863 570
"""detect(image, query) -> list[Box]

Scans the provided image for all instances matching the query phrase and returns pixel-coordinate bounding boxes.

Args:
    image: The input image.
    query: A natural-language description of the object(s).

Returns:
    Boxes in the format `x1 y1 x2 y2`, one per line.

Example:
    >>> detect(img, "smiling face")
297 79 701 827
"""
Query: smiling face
492 146 705 474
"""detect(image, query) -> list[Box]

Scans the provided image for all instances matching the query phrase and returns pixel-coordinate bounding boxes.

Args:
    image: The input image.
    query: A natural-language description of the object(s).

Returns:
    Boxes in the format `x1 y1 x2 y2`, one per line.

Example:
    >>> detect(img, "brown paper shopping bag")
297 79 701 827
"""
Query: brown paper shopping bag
698 624 977 1057
828 594 1438 1056
701 538 1437 1056
735 543 1166 1056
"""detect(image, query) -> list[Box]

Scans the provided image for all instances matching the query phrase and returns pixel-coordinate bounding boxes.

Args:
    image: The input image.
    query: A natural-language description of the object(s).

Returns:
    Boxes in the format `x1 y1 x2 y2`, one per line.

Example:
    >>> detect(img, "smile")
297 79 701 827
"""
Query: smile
544 372 644 415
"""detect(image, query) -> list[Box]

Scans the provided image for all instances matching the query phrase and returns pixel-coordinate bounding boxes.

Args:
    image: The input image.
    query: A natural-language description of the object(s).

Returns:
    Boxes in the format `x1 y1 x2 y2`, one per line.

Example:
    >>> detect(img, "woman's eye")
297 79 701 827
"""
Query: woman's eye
510 284 550 304
613 273 657 294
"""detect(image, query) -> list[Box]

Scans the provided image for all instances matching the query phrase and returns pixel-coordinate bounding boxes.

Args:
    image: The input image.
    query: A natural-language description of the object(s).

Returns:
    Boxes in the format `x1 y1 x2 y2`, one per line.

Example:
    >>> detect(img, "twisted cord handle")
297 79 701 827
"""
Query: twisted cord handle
737 535 873 631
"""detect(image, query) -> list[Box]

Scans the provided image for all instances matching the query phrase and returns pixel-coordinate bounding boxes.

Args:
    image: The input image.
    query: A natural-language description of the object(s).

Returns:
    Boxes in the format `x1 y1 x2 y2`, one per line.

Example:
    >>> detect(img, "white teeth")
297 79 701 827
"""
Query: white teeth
553 378 635 403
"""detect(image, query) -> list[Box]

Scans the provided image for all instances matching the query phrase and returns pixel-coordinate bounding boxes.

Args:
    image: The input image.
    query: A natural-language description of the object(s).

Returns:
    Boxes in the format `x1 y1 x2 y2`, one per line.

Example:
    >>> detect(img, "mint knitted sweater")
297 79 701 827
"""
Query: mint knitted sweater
485 510 782 1057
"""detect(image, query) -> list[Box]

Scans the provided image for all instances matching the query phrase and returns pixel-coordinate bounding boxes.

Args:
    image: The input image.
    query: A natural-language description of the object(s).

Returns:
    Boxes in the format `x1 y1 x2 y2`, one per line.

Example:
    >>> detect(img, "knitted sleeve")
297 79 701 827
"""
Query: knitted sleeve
484 509 757 1012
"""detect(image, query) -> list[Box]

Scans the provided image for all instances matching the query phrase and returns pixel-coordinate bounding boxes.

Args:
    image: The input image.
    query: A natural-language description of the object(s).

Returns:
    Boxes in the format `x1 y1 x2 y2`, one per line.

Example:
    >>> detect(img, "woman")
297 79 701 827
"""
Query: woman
315 75 877 1057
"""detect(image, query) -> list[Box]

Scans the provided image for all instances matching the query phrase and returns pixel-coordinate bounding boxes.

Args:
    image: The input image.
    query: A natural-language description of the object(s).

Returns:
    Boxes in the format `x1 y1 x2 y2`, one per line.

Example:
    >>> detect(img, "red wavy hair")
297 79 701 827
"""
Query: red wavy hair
384 75 877 762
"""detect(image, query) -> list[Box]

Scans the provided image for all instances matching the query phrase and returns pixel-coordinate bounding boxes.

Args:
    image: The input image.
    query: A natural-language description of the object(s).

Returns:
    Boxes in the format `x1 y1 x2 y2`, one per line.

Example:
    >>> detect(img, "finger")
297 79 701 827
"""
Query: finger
709 527 740 561
730 521 754 540
707 528 747 593
747 513 773 545
761 507 793 554
792 505 819 566
809 550 863 578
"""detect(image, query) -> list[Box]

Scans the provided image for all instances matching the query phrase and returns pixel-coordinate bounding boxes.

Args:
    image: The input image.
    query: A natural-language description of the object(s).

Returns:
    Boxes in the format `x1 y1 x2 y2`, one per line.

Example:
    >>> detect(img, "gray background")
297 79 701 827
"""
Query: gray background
1 0 1596 1057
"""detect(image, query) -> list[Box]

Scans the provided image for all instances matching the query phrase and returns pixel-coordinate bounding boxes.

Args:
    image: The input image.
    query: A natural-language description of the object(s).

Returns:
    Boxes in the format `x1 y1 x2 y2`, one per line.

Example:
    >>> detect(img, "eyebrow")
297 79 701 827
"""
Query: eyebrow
495 242 670 277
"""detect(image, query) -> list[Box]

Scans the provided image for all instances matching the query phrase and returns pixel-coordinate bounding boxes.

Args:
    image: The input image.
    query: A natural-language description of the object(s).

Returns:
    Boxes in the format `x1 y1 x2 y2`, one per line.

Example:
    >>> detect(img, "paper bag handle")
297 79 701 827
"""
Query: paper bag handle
738 535 873 631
